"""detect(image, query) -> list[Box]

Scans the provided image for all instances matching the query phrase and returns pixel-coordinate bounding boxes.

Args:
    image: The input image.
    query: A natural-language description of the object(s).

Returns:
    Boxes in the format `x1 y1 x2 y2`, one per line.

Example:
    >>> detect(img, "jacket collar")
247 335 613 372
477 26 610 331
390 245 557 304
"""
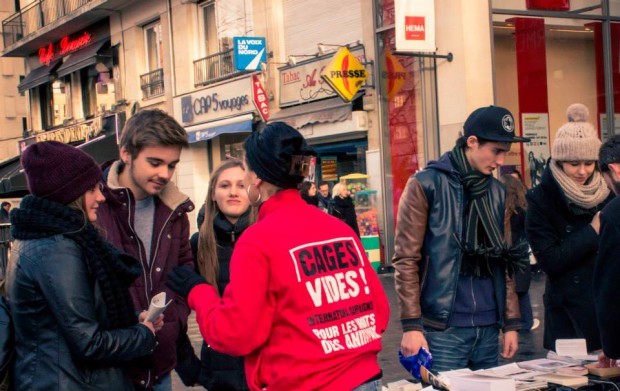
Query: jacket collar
104 160 193 212
258 189 305 221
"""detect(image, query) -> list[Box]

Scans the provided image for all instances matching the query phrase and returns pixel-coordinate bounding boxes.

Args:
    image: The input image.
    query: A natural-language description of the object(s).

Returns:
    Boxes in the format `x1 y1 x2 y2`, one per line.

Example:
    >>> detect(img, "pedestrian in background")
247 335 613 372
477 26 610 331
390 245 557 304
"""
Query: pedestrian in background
166 122 389 391
331 182 361 237
97 110 195 391
317 181 333 213
299 181 319 207
526 103 612 352
501 174 537 334
594 134 620 364
5 141 160 391
394 106 527 372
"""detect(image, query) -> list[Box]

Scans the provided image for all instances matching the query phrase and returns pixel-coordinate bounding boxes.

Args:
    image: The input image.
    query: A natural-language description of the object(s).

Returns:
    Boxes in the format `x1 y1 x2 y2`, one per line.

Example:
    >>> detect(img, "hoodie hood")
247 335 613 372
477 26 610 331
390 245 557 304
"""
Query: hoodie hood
425 152 461 179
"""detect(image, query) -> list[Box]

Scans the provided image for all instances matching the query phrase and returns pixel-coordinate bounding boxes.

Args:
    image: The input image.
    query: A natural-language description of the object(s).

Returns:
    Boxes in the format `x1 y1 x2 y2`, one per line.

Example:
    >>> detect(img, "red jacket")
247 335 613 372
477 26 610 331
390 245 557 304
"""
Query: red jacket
188 190 389 391
98 161 195 387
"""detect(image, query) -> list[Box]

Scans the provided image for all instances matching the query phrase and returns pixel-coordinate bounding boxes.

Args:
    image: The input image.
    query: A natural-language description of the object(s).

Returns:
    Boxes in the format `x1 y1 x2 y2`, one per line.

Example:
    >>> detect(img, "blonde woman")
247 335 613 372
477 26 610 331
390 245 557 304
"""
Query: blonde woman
331 182 361 237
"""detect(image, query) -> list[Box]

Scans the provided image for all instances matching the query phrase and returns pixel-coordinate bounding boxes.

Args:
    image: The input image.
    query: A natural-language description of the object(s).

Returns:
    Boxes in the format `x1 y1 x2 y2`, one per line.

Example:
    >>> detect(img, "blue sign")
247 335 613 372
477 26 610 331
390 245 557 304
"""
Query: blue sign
233 37 266 71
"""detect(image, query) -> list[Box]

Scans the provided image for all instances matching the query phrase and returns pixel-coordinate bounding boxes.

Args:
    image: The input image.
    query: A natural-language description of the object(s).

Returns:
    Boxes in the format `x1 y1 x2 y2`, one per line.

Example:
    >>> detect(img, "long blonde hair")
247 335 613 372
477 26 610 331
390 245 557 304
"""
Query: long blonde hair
197 160 255 290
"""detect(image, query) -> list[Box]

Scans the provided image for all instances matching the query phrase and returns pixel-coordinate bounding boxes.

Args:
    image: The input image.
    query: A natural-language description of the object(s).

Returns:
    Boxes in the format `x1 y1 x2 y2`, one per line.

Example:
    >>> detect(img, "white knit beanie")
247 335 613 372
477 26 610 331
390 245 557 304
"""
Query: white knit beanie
551 103 601 161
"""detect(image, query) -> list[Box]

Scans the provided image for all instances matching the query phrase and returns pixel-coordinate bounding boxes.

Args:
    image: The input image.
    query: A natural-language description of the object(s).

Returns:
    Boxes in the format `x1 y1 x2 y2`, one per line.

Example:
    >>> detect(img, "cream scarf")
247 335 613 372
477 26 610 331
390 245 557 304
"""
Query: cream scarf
549 159 610 209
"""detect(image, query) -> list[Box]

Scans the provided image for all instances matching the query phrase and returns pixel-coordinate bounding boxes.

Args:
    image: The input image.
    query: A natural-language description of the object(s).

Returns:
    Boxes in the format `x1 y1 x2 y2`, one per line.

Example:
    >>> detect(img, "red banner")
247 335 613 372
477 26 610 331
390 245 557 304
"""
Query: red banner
526 0 570 10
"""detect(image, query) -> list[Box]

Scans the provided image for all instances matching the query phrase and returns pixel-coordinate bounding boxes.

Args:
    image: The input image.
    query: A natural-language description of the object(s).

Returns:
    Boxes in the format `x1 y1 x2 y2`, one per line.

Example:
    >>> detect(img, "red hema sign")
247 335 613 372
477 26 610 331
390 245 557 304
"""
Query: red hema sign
252 75 269 122
405 16 425 40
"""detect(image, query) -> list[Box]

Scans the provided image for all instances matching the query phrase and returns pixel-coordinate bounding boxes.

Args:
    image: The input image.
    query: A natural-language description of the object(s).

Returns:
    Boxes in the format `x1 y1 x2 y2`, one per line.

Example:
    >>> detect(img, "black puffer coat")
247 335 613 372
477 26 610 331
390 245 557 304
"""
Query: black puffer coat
526 165 613 351
5 199 157 391
331 196 361 237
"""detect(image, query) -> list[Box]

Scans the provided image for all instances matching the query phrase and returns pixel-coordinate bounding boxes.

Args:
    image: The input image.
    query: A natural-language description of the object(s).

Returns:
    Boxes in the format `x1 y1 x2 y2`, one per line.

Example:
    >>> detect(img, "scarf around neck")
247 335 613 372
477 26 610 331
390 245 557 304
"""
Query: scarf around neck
450 146 528 276
549 159 610 210
10 195 141 329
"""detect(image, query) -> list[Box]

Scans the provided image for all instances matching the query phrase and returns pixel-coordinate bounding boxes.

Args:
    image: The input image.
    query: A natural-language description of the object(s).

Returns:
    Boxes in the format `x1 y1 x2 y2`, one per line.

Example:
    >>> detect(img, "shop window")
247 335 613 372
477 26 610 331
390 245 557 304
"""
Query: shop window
220 132 250 160
38 84 53 129
311 139 368 184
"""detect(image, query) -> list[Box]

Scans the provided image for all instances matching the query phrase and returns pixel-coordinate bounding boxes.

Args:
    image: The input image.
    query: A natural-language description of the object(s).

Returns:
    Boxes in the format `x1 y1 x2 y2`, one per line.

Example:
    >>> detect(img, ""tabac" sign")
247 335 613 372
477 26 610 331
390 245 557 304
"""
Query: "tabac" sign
320 47 368 102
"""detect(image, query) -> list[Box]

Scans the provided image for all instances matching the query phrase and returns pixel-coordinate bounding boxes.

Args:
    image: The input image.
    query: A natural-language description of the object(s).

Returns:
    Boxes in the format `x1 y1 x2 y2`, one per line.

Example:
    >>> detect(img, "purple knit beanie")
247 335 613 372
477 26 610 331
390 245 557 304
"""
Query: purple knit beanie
21 141 103 204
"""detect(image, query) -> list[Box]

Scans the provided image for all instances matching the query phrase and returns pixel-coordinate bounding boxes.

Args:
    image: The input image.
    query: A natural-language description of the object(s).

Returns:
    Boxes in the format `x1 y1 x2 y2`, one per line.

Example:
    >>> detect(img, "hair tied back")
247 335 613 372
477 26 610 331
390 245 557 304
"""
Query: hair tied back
289 155 313 177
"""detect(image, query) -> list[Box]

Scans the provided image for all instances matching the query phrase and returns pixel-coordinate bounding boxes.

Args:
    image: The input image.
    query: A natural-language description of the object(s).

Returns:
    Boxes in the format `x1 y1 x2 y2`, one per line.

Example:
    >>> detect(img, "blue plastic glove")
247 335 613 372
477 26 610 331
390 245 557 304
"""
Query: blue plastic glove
398 347 433 380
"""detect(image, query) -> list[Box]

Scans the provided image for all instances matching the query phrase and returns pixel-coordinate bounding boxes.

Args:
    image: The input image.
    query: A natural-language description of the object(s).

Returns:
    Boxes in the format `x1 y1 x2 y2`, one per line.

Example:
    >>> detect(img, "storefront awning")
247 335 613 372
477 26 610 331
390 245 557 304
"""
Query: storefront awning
17 60 62 94
0 133 119 198
185 114 254 143
56 40 110 78
268 97 353 129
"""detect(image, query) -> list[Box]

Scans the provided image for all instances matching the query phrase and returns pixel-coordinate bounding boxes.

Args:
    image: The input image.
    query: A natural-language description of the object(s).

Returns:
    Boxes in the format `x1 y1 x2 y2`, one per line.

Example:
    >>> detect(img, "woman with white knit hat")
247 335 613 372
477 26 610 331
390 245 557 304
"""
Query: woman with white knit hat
525 103 613 352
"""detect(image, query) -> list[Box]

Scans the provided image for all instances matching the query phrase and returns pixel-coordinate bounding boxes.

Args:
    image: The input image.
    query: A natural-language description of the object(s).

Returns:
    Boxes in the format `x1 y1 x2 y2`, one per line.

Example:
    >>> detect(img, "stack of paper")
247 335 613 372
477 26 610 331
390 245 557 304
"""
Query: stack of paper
448 374 515 391
385 379 422 391
533 373 589 388
478 363 548 391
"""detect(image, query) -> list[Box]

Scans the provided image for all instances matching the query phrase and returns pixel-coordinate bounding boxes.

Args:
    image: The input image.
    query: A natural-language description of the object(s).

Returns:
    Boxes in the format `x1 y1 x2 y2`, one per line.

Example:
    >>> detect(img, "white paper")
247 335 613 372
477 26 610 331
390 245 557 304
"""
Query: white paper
145 292 172 322
554 339 599 361
517 358 575 372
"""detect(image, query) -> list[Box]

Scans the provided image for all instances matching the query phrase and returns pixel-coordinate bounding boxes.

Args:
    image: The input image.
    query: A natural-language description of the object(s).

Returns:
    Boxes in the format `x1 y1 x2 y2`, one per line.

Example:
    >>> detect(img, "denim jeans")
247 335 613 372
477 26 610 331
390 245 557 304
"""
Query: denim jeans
153 373 172 391
351 379 383 391
425 325 499 372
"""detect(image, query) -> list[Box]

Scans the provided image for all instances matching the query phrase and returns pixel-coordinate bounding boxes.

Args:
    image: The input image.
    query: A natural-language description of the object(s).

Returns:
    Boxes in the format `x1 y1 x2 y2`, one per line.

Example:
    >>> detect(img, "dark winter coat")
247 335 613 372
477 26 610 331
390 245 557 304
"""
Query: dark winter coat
510 208 531 294
177 211 251 390
97 161 195 387
594 195 620 359
526 164 613 351
199 211 250 390
393 153 520 332
331 196 361 237
5 198 156 390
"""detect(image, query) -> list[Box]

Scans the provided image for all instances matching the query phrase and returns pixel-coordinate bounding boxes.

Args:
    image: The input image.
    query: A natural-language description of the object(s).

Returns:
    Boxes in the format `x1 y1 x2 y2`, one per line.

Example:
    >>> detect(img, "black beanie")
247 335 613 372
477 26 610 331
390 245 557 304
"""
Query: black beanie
244 122 315 189
21 141 103 204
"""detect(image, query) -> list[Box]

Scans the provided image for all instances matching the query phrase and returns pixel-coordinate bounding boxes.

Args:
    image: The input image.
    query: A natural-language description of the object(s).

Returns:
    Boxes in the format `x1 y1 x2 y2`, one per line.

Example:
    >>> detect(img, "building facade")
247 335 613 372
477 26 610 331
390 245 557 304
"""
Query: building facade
3 0 620 263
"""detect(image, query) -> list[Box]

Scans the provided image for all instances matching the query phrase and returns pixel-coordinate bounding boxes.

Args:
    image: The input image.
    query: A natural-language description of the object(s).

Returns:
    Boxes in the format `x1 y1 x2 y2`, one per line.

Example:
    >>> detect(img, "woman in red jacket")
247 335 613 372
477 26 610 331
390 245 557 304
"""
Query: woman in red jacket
168 122 390 391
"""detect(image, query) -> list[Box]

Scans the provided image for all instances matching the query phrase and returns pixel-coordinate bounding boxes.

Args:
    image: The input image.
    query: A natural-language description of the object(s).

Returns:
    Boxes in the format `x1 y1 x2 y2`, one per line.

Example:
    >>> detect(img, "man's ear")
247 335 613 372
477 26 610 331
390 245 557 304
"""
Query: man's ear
466 135 479 149
119 146 131 165
609 162 620 181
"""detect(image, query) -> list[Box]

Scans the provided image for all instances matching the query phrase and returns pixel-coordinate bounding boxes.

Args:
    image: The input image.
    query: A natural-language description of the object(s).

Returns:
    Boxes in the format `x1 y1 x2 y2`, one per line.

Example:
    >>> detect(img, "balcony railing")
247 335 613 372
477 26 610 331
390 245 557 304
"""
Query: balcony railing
2 0 93 48
140 68 164 100
193 48 245 87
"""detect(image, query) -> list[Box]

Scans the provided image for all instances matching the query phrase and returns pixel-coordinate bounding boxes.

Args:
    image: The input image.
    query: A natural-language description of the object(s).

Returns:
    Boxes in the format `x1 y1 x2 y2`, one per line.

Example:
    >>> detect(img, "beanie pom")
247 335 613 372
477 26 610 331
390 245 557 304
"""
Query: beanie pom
566 103 589 122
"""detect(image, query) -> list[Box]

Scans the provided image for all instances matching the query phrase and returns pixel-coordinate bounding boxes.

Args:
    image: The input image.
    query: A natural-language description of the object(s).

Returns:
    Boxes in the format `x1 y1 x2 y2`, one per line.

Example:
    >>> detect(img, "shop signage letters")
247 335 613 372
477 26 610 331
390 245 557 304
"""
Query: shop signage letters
191 94 249 116
39 31 92 66
395 0 436 52
19 116 102 152
320 47 368 102
252 75 269 122
174 76 256 126
279 46 366 107
234 37 267 71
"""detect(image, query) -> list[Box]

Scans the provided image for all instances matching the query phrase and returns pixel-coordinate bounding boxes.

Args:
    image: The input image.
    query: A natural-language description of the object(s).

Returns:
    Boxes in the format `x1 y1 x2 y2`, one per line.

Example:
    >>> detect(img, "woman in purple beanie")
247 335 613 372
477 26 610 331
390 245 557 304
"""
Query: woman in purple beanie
4 141 161 391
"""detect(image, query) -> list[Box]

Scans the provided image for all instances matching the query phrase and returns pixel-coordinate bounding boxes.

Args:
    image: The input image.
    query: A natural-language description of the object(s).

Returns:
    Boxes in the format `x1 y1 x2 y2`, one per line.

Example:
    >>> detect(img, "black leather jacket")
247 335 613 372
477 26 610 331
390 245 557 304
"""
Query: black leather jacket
393 153 520 331
6 235 157 391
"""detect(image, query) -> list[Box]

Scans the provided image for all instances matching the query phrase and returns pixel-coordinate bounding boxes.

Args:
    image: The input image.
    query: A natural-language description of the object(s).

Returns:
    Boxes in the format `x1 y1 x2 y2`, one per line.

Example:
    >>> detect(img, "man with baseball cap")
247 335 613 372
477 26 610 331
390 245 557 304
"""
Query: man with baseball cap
393 106 530 371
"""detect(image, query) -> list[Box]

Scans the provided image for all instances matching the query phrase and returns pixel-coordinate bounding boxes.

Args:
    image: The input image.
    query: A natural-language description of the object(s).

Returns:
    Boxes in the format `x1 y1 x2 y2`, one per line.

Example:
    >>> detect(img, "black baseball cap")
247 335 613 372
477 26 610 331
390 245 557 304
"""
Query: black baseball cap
463 106 530 143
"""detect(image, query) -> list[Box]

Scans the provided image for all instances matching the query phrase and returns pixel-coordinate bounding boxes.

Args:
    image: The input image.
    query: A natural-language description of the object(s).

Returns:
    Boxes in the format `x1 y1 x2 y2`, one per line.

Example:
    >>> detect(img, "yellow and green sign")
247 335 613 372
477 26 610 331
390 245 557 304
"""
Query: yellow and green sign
320 47 368 102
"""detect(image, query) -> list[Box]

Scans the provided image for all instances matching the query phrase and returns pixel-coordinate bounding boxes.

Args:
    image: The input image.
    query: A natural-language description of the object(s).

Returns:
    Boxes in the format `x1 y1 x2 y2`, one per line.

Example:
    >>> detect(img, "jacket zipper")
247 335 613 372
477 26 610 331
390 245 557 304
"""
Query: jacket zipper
150 208 177 296
470 276 477 327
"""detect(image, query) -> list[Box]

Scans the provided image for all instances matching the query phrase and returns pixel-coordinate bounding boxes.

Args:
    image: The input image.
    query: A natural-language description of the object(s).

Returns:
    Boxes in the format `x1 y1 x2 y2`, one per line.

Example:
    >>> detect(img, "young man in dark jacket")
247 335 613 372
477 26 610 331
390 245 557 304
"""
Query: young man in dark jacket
97 110 195 390
393 106 528 371
595 135 620 363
